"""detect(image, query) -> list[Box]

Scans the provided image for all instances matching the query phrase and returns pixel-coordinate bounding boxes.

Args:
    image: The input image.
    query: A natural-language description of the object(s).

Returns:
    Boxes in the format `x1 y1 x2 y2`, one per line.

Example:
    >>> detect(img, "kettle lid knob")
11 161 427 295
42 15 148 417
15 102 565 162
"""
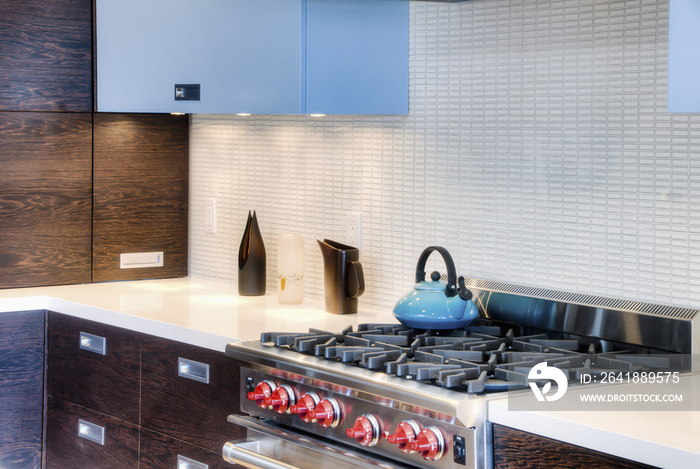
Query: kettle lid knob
430 271 441 281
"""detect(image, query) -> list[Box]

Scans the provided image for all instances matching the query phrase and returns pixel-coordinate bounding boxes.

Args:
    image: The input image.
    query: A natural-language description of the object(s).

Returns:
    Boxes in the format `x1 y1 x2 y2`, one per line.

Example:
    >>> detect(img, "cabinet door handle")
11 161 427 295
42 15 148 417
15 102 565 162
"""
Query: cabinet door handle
78 419 105 445
177 454 208 469
178 357 210 384
80 332 107 355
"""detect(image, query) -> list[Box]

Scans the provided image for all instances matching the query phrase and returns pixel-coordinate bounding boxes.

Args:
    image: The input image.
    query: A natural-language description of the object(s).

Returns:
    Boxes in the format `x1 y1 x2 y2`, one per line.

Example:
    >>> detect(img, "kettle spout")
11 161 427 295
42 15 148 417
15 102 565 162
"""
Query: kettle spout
447 295 469 320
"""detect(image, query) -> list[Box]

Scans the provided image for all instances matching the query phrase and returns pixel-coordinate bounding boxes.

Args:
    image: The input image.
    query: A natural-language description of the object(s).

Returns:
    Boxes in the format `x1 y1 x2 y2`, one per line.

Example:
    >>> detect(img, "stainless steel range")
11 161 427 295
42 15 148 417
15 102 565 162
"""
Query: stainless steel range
222 278 700 469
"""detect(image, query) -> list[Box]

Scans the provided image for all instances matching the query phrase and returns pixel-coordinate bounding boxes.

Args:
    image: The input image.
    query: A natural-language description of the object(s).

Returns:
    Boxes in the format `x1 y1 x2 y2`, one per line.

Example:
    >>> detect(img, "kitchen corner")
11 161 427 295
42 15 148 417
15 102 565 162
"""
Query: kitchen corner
0 277 397 351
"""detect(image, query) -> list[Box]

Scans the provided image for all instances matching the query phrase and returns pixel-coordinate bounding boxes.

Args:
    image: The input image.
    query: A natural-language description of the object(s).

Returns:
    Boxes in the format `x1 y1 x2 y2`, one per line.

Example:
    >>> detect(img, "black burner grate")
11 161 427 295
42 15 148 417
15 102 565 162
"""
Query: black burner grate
259 319 688 394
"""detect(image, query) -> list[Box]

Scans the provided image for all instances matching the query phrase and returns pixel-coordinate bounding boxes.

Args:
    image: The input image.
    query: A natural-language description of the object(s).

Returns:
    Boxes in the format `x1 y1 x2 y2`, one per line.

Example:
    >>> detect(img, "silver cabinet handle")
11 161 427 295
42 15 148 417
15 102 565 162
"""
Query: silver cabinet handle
177 454 208 469
178 357 210 384
223 442 301 469
80 332 106 355
78 419 105 445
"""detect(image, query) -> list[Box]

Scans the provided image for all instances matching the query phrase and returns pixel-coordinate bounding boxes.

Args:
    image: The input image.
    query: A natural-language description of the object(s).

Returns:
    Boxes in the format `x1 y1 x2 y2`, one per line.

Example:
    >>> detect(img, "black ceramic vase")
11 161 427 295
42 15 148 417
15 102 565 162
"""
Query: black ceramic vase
238 210 266 296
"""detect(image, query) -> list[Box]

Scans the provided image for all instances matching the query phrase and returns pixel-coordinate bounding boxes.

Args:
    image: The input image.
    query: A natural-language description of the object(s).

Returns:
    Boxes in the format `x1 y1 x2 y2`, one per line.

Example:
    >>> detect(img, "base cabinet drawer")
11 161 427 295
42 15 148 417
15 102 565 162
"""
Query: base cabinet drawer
45 397 140 468
140 429 232 469
47 312 141 423
493 424 658 469
141 335 244 452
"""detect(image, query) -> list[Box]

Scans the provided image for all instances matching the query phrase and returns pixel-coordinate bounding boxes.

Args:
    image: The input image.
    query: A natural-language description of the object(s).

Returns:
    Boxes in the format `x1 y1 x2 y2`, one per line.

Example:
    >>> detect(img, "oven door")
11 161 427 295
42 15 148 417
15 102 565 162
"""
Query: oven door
223 415 414 469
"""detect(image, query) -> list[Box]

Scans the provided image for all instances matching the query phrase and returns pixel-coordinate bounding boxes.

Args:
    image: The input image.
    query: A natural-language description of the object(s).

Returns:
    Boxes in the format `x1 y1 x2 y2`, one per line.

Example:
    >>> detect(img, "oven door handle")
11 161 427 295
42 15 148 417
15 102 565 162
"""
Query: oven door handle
223 440 302 469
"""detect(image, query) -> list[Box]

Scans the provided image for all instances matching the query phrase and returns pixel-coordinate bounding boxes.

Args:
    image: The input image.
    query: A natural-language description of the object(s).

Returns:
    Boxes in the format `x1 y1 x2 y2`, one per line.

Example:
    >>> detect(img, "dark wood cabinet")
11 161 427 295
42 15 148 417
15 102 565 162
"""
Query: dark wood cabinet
493 424 658 469
45 397 140 469
0 0 92 112
47 312 141 424
92 113 189 282
140 429 232 469
0 311 45 469
0 112 92 288
0 0 189 290
44 312 243 466
141 334 244 452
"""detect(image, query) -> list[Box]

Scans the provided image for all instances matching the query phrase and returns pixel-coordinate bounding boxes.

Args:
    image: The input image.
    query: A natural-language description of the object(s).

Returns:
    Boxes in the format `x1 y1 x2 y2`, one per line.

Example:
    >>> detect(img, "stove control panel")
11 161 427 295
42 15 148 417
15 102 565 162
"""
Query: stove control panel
241 368 477 469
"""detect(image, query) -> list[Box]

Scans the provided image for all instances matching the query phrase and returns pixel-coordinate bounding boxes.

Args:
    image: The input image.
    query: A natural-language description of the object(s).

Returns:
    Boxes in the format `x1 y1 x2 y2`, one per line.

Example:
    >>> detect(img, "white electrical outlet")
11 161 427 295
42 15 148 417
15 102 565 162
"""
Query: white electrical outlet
204 198 216 234
347 212 362 253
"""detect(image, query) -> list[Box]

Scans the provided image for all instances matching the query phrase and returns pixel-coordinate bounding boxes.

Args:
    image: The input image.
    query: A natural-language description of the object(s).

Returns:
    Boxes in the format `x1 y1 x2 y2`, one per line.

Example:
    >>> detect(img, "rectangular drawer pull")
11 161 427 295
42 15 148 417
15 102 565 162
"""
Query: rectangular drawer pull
80 332 107 355
178 357 210 384
78 419 105 445
177 454 208 469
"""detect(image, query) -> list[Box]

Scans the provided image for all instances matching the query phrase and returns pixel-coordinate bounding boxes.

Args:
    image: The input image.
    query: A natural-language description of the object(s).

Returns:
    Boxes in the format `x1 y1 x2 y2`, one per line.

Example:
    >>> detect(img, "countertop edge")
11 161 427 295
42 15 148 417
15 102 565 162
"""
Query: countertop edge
0 295 238 352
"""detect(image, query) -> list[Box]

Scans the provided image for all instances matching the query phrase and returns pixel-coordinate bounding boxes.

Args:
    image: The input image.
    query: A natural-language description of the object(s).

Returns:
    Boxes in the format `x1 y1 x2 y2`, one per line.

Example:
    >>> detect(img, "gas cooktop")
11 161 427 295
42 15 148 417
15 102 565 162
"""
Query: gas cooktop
253 318 690 395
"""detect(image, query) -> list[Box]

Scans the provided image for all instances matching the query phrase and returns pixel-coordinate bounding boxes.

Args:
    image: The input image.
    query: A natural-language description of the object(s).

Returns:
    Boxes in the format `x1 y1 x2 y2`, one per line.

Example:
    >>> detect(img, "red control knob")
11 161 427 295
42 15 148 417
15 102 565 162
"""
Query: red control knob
386 420 421 453
246 380 276 409
263 384 296 414
409 426 446 461
289 392 320 423
345 414 381 447
308 397 341 428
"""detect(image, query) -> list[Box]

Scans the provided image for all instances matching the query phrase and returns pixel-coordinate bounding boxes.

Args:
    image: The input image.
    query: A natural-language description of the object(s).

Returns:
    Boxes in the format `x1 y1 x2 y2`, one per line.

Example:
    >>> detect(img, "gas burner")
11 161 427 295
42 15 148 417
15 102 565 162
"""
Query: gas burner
258 319 690 394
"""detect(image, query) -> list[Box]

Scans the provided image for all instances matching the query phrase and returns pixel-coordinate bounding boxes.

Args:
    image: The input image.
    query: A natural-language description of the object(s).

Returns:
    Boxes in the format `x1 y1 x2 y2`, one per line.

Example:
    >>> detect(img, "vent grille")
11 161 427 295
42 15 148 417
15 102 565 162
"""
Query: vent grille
456 277 699 321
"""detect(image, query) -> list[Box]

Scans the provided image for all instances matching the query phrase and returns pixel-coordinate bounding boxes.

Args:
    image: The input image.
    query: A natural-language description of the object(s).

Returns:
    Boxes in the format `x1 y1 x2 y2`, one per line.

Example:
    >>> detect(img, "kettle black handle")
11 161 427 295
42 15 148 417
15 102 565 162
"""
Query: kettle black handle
415 246 458 298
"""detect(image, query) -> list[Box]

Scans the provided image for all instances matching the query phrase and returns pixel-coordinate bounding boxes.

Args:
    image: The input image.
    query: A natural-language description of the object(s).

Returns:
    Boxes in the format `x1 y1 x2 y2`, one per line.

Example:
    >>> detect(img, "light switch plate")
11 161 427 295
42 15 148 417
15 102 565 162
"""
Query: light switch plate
205 198 216 234
347 212 362 253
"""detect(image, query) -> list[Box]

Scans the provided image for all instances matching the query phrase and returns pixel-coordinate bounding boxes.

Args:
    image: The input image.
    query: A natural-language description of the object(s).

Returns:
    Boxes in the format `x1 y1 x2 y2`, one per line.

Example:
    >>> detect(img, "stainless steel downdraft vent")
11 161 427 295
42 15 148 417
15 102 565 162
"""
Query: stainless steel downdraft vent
439 275 699 354
461 277 699 321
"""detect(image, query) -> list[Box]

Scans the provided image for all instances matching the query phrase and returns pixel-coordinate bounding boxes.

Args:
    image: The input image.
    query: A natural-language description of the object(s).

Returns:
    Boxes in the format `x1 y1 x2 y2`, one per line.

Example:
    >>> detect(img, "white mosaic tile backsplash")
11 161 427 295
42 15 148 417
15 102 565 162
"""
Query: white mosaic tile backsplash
189 0 700 311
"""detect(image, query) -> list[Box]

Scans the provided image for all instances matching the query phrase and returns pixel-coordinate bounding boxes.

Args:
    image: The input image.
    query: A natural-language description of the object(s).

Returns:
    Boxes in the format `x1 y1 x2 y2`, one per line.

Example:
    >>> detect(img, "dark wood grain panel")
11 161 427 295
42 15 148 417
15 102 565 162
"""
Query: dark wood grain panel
0 0 92 112
45 397 139 469
140 428 236 469
141 335 244 453
0 311 45 469
493 424 659 469
47 312 141 424
92 177 188 219
0 112 92 288
93 113 189 282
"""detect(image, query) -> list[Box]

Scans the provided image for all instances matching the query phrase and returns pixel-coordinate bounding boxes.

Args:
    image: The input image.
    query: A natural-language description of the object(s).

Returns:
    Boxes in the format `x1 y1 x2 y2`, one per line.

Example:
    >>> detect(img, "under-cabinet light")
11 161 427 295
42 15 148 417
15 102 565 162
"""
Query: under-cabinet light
236 113 252 116
309 114 326 117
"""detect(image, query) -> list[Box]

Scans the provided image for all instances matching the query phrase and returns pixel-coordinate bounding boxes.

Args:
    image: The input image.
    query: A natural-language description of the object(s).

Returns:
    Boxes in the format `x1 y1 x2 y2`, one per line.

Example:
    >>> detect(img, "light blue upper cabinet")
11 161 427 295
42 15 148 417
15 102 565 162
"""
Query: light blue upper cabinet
668 0 700 113
96 0 408 115
96 0 304 114
305 0 409 115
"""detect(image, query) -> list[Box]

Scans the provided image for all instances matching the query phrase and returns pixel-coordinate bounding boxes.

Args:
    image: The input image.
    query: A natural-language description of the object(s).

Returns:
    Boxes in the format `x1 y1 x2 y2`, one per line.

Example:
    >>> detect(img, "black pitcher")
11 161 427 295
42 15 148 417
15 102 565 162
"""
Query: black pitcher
317 239 364 314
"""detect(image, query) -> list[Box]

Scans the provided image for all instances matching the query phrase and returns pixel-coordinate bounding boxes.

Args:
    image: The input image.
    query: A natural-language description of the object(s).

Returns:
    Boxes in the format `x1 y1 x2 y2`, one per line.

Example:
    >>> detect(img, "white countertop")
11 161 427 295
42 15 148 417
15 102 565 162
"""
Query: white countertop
488 374 700 468
0 277 398 351
3 277 700 467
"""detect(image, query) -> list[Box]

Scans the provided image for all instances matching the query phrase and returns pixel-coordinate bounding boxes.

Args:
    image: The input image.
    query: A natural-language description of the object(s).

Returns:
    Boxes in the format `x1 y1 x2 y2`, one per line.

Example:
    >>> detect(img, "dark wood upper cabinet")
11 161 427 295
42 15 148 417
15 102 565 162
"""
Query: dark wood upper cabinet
92 113 189 281
0 0 92 112
0 112 92 288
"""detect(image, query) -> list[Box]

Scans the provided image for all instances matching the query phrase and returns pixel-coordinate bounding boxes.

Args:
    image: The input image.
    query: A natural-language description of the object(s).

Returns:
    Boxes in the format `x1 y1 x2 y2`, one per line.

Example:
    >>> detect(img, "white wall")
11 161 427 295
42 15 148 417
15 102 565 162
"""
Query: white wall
189 0 700 311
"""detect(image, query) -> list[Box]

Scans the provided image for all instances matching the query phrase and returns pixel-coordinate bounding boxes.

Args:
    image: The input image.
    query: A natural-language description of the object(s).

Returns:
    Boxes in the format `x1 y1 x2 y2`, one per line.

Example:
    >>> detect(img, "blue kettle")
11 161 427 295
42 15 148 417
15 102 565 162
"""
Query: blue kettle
393 246 478 330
